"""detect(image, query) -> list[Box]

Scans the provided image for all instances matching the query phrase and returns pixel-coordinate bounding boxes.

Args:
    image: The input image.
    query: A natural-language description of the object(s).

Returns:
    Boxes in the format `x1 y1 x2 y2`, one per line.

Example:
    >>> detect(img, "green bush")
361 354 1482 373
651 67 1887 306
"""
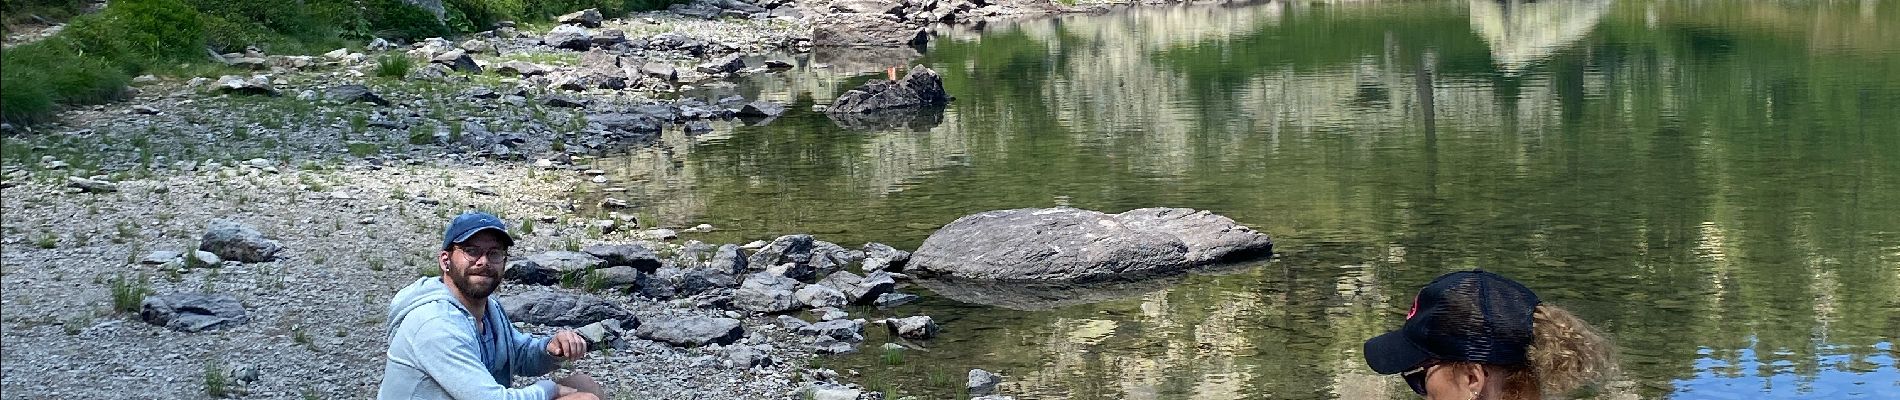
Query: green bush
375 53 414 79
1 0 88 32
365 0 449 40
2 0 699 126
63 0 206 63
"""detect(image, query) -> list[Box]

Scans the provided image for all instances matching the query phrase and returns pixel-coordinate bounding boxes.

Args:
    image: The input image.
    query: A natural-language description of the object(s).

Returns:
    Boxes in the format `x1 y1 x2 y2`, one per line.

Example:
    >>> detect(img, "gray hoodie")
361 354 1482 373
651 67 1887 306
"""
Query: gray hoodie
378 277 559 400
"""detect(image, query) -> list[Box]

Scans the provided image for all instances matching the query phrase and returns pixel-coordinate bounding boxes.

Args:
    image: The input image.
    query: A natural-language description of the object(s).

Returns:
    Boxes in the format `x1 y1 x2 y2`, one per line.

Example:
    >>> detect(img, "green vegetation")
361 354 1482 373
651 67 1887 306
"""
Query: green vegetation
1 0 685 125
375 53 415 79
202 360 228 397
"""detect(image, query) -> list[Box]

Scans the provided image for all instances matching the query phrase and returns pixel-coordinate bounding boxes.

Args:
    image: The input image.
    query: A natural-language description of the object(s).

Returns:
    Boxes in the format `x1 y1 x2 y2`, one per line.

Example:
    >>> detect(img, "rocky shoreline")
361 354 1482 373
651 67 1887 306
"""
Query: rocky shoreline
0 0 1231 398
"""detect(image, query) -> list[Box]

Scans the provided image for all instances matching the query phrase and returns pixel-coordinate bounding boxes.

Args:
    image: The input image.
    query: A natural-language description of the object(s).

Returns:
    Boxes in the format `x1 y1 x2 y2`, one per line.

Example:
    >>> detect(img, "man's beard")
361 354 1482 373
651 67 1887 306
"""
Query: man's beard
448 262 500 300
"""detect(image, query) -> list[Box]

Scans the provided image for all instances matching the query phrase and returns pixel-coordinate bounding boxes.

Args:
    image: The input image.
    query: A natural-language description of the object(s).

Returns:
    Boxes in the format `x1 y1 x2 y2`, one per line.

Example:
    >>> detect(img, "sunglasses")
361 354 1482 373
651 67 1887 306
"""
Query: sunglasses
1400 361 1439 395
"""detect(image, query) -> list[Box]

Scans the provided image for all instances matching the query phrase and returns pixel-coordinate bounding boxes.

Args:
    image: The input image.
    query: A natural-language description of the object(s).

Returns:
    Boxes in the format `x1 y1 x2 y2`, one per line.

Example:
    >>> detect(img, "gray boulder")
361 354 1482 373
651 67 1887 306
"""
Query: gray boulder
748 234 815 280
568 50 629 90
818 271 894 305
457 39 493 53
325 84 389 106
734 272 800 313
503 251 606 285
558 8 604 27
634 316 743 347
709 244 748 275
968 368 1002 396
811 337 859 355
581 243 662 271
674 267 737 296
1112 207 1277 264
497 61 551 76
198 219 281 263
139 293 248 332
696 54 745 74
724 345 773 368
736 101 786 118
861 242 910 272
592 266 643 290
909 207 1271 282
544 24 593 50
586 113 661 133
431 49 482 73
638 62 677 81
187 250 222 268
500 291 632 327
800 319 865 343
808 241 862 276
634 267 679 299
590 29 628 47
826 65 949 114
885 315 939 339
214 75 279 96
794 284 847 309
776 315 813 331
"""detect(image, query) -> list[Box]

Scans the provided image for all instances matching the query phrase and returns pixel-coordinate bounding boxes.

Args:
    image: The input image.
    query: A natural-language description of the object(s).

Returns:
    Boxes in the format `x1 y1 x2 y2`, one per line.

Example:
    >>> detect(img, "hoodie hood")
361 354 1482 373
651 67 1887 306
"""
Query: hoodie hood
387 277 458 333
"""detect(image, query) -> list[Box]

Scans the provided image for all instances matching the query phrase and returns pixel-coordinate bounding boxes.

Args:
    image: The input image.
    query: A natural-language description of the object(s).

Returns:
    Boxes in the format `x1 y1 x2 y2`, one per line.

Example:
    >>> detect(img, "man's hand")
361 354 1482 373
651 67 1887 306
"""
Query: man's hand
546 330 588 361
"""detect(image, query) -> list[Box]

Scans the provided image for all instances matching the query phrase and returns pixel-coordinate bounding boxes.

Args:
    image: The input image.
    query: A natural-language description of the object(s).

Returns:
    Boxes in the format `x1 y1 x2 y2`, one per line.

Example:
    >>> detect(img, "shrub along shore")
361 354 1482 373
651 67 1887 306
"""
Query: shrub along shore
0 0 682 125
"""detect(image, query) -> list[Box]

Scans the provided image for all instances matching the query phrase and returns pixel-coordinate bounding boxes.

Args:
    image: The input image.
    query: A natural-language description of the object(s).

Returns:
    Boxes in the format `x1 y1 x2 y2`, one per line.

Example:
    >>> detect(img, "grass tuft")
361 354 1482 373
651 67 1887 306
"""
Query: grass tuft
203 359 228 398
111 272 152 314
375 53 414 79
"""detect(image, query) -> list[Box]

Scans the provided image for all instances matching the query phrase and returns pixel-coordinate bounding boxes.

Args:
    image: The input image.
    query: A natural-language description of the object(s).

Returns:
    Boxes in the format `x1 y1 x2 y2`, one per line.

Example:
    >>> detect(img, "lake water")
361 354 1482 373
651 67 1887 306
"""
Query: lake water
596 0 1900 398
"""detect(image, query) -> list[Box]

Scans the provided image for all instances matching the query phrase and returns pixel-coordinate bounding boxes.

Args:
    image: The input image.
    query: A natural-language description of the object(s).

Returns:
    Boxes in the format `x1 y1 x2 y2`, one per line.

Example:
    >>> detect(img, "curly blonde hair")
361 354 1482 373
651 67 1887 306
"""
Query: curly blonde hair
1498 304 1616 399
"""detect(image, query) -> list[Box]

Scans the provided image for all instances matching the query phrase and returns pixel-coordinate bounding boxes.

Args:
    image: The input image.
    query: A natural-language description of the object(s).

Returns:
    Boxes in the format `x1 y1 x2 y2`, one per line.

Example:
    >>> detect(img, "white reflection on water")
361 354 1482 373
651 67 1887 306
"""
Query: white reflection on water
1468 0 1613 73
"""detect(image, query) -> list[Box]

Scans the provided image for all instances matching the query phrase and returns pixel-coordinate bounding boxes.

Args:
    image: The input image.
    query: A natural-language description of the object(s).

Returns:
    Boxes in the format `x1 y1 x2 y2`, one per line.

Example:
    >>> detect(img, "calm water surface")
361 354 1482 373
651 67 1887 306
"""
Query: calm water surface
596 0 1900 398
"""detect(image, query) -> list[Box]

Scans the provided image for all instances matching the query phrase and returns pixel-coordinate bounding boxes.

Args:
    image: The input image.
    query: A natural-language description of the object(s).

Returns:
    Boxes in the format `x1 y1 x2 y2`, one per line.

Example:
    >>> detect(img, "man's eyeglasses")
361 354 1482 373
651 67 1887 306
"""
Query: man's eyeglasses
453 245 509 263
1400 361 1439 395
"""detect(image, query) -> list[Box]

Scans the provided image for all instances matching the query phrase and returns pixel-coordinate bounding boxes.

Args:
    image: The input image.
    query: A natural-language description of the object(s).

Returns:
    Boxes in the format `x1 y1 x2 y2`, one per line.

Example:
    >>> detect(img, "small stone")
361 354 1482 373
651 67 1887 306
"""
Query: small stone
873 292 918 309
886 316 939 340
795 285 846 309
140 251 181 265
558 8 604 27
968 368 1002 396
643 229 678 240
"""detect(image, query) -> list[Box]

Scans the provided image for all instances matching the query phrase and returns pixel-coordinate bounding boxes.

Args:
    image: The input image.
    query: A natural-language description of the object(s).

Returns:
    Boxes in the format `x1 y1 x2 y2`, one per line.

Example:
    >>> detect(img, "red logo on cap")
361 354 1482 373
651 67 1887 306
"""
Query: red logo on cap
1406 294 1420 320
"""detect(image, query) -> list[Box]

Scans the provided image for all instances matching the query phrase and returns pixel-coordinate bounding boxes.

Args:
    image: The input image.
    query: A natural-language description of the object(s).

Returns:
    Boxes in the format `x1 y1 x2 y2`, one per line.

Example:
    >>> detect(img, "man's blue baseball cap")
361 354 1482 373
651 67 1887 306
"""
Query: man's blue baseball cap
442 211 514 250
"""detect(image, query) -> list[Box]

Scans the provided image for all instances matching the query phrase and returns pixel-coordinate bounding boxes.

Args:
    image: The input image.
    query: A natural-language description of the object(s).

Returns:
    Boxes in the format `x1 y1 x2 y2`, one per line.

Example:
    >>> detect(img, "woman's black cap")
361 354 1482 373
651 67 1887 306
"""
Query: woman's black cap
1364 270 1541 374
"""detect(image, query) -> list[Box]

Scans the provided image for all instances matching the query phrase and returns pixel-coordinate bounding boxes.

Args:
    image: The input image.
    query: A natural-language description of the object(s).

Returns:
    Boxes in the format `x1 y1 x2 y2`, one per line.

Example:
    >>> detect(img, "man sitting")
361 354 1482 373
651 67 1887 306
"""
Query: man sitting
379 211 604 400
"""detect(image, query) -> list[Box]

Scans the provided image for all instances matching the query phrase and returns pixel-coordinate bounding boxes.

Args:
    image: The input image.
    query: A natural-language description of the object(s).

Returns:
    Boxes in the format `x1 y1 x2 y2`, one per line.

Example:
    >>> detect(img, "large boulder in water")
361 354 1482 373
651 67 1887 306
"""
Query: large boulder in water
826 65 949 114
910 207 1272 282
